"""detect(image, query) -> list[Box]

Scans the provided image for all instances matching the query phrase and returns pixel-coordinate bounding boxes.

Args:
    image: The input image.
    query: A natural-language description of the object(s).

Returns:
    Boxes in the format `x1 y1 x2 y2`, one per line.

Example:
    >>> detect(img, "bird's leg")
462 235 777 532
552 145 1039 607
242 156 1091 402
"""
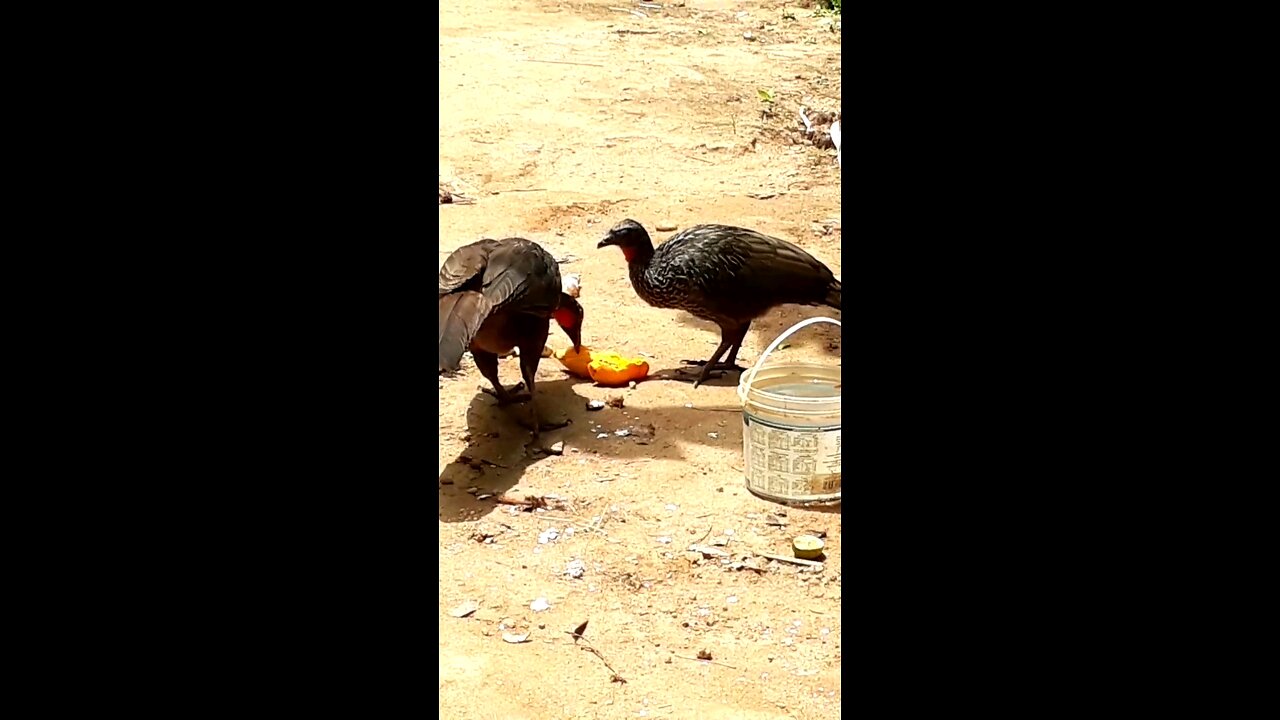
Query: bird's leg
679 323 751 387
677 328 737 388
474 350 530 405
512 335 569 440
681 323 751 373
720 321 752 370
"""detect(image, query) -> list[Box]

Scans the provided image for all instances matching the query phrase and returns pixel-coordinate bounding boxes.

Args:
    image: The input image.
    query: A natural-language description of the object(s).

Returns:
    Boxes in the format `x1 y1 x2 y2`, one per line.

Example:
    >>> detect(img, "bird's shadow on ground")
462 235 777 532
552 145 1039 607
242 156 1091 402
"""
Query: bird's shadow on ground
439 376 705 522
643 367 742 388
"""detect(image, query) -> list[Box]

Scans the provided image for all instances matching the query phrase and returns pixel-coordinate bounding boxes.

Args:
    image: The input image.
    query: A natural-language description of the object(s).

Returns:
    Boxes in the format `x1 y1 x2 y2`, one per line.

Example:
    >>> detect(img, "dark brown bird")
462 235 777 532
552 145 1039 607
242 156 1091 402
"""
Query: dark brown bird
597 219 840 388
439 237 584 440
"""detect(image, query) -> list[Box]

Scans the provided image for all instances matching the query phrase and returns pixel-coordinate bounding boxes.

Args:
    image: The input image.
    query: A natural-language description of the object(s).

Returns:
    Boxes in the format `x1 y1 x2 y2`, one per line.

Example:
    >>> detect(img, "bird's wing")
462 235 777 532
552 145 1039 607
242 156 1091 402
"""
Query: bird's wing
480 240 562 315
663 226 835 310
439 290 490 372
439 238 502 297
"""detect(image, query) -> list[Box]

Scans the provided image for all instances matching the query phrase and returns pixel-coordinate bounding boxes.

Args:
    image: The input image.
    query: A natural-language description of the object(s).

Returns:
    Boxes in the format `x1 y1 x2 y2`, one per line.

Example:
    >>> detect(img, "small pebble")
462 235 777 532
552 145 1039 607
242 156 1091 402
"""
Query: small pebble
586 399 606 411
545 441 564 455
655 221 678 232
596 432 609 439
727 595 739 604
708 432 719 439
530 597 550 612
565 560 586 578
743 31 755 40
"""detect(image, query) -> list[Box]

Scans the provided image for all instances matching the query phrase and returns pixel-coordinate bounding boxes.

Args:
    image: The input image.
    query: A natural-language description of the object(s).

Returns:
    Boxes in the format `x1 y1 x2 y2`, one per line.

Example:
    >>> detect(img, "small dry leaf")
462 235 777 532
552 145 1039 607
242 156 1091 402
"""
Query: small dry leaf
688 544 730 558
448 600 479 618
502 632 531 644
571 620 589 642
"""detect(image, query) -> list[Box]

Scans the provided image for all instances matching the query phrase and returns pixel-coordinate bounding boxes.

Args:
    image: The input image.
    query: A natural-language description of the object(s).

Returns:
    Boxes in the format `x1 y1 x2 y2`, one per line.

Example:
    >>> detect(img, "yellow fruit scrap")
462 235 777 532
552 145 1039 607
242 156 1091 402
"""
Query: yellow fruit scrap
587 352 649 386
555 346 649 386
792 535 826 560
555 346 594 378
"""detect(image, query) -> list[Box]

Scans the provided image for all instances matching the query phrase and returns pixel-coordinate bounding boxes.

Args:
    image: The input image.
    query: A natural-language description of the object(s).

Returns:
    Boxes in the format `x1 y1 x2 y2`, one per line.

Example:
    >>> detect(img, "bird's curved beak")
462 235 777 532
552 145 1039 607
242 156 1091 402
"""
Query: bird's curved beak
563 318 582 354
556 296 584 353
597 234 616 249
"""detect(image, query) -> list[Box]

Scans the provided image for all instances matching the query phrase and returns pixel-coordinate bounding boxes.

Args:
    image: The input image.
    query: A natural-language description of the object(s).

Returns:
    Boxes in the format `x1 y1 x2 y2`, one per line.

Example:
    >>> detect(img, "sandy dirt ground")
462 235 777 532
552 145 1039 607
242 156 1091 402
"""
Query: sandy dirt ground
439 2 841 718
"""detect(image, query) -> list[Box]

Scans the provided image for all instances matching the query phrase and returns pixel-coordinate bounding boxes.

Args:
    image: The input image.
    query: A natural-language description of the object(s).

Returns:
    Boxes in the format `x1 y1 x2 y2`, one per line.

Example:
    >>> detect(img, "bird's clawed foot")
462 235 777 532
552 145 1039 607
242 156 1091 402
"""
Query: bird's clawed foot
672 360 750 389
481 382 532 405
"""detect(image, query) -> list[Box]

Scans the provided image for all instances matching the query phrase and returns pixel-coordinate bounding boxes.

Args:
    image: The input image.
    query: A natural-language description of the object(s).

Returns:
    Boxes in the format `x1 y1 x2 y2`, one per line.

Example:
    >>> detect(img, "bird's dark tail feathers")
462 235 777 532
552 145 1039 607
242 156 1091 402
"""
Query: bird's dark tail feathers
824 279 842 311
439 291 492 373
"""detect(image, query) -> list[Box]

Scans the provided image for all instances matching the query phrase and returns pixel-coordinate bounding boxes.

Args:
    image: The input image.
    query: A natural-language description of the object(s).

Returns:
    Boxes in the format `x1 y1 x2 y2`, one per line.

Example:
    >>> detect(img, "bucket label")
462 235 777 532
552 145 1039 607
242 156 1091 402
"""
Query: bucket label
742 415 841 499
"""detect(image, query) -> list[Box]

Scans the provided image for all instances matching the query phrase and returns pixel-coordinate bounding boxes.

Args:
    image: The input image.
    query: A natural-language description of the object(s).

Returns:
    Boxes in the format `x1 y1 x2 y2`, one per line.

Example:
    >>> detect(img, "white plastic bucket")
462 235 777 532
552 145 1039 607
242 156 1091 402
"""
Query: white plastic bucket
737 317 842 506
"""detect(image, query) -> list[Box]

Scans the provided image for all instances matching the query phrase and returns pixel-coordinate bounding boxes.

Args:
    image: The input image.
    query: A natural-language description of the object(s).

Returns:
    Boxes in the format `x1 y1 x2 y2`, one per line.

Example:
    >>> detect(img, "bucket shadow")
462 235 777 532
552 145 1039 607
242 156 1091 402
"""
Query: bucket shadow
772 499 842 515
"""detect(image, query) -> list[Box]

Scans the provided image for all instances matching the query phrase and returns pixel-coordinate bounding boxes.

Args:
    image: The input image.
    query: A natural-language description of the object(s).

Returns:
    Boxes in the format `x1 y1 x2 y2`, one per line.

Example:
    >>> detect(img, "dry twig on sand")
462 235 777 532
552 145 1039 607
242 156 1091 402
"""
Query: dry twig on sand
563 623 627 684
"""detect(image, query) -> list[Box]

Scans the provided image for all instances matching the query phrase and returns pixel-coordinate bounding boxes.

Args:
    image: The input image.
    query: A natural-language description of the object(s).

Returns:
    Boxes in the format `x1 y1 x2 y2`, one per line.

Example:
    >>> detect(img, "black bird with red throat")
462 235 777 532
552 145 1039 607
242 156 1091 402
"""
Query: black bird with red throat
439 237 584 440
598 219 839 388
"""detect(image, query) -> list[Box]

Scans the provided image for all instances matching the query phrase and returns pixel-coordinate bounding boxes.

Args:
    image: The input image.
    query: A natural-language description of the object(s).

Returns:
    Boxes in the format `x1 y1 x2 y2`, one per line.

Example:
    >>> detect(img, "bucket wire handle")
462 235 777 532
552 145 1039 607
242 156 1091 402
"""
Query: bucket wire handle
737 316 842 404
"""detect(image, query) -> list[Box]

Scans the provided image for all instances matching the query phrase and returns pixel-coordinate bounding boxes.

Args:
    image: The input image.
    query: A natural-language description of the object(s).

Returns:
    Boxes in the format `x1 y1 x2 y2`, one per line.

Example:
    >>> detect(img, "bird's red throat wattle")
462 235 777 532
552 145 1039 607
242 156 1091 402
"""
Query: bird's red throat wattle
553 306 576 328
